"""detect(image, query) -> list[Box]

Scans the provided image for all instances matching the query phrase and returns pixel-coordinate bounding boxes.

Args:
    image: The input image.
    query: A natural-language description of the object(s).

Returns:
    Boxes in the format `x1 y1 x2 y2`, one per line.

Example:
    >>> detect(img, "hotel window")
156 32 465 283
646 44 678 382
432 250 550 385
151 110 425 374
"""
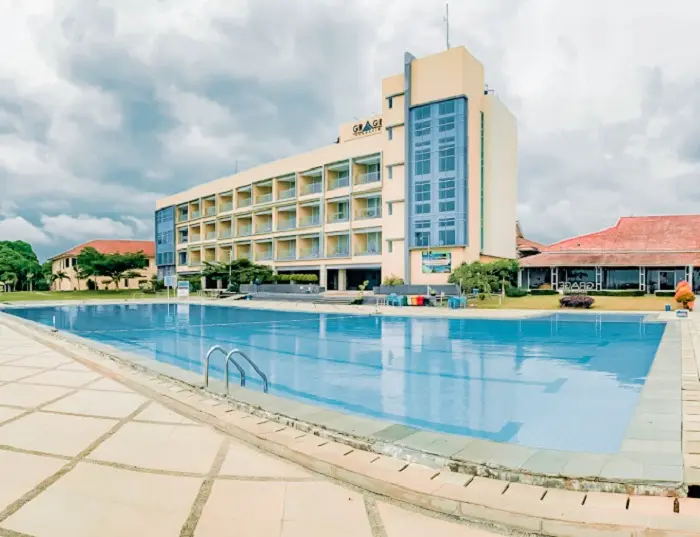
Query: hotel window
415 181 431 214
387 202 393 216
387 166 393 179
387 126 393 140
387 240 393 253
439 218 456 246
438 177 456 212
415 149 431 175
388 96 393 109
337 200 349 220
438 101 455 115
414 105 431 136
438 116 455 132
414 221 430 247
438 137 456 172
178 251 187 265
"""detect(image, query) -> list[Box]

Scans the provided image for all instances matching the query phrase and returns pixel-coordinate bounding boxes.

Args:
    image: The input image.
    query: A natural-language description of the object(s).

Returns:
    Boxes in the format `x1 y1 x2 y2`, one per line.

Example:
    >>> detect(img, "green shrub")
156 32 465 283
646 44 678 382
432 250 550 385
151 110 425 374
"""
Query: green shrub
560 295 594 308
656 291 675 297
382 275 405 286
587 290 645 297
529 289 558 295
448 259 519 294
505 286 528 298
273 273 318 283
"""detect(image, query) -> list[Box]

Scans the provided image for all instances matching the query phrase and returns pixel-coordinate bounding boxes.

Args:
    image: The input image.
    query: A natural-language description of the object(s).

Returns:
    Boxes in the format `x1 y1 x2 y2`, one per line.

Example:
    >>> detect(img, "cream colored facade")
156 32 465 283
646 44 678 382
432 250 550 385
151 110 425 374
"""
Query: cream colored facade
156 46 518 289
51 251 156 292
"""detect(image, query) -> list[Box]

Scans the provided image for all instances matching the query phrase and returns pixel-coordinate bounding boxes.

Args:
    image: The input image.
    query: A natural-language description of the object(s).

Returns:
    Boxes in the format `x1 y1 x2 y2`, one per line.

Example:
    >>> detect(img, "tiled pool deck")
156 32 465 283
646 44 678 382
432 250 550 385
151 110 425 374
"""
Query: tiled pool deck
1 300 700 535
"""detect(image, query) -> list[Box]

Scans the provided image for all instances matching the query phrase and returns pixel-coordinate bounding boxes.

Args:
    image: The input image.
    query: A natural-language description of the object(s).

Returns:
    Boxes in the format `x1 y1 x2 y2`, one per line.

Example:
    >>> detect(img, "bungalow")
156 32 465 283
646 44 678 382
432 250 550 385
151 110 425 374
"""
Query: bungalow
518 215 700 294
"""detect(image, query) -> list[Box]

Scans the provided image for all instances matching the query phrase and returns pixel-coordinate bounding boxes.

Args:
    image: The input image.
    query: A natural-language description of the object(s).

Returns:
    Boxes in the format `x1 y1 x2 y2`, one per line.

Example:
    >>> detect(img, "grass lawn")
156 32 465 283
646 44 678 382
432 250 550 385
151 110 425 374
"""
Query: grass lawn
475 294 679 311
0 290 168 303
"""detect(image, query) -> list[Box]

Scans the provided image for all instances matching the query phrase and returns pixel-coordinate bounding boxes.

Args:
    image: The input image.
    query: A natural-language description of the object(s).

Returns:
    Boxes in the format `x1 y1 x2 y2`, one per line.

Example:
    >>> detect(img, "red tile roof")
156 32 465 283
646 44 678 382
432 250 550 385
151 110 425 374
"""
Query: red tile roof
51 240 155 260
521 215 700 267
517 236 545 253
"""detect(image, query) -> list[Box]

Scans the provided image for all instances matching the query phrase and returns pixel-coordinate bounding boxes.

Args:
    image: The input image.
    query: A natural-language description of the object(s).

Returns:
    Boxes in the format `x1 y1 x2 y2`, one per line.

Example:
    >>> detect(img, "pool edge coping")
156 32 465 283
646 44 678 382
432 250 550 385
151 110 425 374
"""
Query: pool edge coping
0 309 686 497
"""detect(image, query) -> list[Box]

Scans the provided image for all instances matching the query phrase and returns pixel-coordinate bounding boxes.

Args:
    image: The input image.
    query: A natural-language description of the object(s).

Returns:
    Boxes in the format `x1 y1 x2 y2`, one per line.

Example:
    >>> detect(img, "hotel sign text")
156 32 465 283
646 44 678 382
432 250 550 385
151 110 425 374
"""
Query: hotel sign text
353 118 383 136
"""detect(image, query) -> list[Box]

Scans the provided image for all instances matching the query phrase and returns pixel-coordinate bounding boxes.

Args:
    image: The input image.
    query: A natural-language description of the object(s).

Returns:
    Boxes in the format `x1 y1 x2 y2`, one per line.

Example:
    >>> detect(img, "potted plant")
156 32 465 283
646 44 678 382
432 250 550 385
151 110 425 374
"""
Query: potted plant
675 281 695 311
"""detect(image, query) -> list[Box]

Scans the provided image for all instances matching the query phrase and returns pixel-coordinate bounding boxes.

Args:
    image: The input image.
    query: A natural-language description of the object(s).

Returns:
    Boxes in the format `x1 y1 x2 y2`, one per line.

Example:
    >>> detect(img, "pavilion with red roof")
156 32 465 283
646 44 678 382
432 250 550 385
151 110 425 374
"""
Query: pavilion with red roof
519 215 700 293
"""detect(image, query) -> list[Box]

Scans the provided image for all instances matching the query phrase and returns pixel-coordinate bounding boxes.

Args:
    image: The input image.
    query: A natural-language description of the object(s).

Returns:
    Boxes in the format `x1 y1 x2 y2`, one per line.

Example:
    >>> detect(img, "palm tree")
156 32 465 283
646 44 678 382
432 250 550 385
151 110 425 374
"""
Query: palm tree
50 271 69 291
26 272 34 292
74 267 90 291
2 272 18 292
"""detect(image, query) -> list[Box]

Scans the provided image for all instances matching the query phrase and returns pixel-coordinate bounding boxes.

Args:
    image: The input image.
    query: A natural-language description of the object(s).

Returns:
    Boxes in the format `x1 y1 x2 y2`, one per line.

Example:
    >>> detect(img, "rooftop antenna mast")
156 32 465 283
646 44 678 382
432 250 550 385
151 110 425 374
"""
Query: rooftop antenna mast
444 3 450 50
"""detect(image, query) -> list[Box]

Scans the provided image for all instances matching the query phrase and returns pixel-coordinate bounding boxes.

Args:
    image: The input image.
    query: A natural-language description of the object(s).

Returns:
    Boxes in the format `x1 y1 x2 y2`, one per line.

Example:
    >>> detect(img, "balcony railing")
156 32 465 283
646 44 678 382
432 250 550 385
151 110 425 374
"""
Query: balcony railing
219 230 232 239
279 188 296 200
205 231 217 240
191 210 201 219
328 175 350 190
255 193 272 204
218 251 232 262
257 251 273 261
278 219 296 231
355 207 381 220
299 215 320 227
237 225 252 237
255 223 272 233
355 246 382 256
205 206 216 216
190 234 201 242
178 257 188 266
237 252 252 261
328 211 349 223
219 201 233 212
191 260 202 267
179 237 188 244
177 213 188 222
301 182 322 195
356 171 381 185
238 198 252 208
299 247 320 259
276 249 297 261
327 248 350 258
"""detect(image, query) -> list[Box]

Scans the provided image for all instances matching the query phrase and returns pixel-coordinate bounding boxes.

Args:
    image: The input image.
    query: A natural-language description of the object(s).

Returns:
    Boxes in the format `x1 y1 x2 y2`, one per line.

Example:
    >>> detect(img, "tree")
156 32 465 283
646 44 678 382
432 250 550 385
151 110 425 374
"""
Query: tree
1 272 18 291
0 241 42 292
77 247 148 290
26 272 34 292
448 260 520 294
74 267 90 291
50 271 69 290
202 259 273 292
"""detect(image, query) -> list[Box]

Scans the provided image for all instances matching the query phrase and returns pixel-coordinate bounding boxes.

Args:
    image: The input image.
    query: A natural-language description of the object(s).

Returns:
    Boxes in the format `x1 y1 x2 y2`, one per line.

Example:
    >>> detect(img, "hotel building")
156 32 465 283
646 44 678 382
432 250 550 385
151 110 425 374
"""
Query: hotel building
155 46 518 290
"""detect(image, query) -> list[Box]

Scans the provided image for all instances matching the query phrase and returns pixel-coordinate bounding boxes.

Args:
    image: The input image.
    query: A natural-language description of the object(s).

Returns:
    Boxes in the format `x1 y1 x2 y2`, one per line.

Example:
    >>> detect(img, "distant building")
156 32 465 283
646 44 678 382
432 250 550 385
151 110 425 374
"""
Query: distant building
516 221 544 258
155 45 518 290
50 240 156 291
519 215 700 293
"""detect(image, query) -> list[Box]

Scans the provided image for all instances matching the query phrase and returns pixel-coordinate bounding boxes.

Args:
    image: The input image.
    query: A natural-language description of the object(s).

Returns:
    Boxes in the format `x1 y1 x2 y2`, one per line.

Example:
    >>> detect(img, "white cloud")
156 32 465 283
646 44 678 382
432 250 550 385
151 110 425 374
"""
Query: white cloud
40 214 138 241
0 217 51 244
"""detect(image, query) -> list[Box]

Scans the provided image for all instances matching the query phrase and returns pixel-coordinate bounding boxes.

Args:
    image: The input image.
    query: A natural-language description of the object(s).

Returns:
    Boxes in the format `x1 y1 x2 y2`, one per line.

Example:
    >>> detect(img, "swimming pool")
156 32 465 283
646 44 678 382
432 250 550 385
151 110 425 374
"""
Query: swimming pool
6 304 666 453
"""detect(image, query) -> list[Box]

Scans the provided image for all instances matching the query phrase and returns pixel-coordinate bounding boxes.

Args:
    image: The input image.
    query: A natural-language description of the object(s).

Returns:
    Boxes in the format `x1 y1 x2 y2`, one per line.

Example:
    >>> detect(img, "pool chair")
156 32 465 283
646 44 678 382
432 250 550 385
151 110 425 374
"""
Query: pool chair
387 293 405 306
447 296 467 309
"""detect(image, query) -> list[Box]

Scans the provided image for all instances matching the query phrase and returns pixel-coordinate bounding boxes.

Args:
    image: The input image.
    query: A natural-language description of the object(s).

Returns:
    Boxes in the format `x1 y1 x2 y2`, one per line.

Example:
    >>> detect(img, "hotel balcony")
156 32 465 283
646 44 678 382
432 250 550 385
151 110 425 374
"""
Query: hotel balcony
299 168 323 197
255 222 272 234
276 174 296 201
326 161 350 192
218 245 232 263
276 239 297 261
353 230 382 256
253 211 273 234
254 241 273 261
218 219 233 239
327 199 350 223
203 221 217 241
177 229 189 245
277 209 297 231
237 224 252 237
354 200 382 220
353 154 381 188
236 186 252 209
236 243 252 261
177 252 188 266
177 205 189 223
203 245 216 263
203 196 216 217
190 234 201 243
299 236 321 259
189 249 202 267
299 214 320 228
189 199 202 220
189 224 201 243
327 234 350 258
254 181 273 205
218 191 233 213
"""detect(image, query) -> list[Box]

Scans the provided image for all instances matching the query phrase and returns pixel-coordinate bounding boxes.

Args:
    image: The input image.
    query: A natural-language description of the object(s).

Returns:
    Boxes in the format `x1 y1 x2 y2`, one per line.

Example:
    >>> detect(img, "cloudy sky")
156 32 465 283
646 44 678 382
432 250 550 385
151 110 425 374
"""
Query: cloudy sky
2 0 700 260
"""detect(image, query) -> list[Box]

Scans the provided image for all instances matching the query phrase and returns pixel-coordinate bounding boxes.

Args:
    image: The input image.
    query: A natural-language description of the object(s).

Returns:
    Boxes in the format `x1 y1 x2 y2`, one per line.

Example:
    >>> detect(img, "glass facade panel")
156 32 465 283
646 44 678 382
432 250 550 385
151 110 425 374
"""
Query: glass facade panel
602 268 640 290
155 206 175 271
525 268 551 290
646 267 686 293
559 268 596 284
408 97 468 248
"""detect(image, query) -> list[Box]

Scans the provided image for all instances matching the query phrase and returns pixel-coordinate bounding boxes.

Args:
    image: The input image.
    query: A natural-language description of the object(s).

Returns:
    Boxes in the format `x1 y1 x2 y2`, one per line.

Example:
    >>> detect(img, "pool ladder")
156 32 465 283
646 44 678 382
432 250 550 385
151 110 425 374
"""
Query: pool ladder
203 345 269 394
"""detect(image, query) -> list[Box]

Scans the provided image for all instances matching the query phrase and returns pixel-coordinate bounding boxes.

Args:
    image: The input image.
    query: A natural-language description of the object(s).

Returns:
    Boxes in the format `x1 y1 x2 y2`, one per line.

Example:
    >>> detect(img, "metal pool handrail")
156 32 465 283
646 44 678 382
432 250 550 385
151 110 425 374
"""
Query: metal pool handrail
228 348 269 393
203 345 245 388
224 349 246 391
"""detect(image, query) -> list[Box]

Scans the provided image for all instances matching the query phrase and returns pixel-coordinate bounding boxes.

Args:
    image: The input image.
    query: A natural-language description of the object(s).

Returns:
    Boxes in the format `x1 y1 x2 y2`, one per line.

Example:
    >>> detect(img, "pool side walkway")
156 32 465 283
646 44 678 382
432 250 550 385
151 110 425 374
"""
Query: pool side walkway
1 314 700 536
0 322 507 537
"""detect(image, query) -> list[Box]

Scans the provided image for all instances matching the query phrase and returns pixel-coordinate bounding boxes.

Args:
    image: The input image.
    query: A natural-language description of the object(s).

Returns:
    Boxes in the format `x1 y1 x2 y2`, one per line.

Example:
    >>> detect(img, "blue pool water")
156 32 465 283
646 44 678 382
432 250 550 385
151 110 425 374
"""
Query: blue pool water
6 304 666 453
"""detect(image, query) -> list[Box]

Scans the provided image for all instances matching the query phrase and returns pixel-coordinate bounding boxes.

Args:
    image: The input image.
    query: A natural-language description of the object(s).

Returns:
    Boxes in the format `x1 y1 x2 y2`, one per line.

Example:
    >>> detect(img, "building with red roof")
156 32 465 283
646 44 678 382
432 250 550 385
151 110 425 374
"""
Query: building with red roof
50 240 156 291
519 215 700 293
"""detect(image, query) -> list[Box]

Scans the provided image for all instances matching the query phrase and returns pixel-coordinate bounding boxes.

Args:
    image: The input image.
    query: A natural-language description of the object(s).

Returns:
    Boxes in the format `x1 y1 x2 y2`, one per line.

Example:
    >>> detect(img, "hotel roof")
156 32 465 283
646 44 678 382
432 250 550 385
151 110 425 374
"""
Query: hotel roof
51 240 155 260
520 215 700 267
